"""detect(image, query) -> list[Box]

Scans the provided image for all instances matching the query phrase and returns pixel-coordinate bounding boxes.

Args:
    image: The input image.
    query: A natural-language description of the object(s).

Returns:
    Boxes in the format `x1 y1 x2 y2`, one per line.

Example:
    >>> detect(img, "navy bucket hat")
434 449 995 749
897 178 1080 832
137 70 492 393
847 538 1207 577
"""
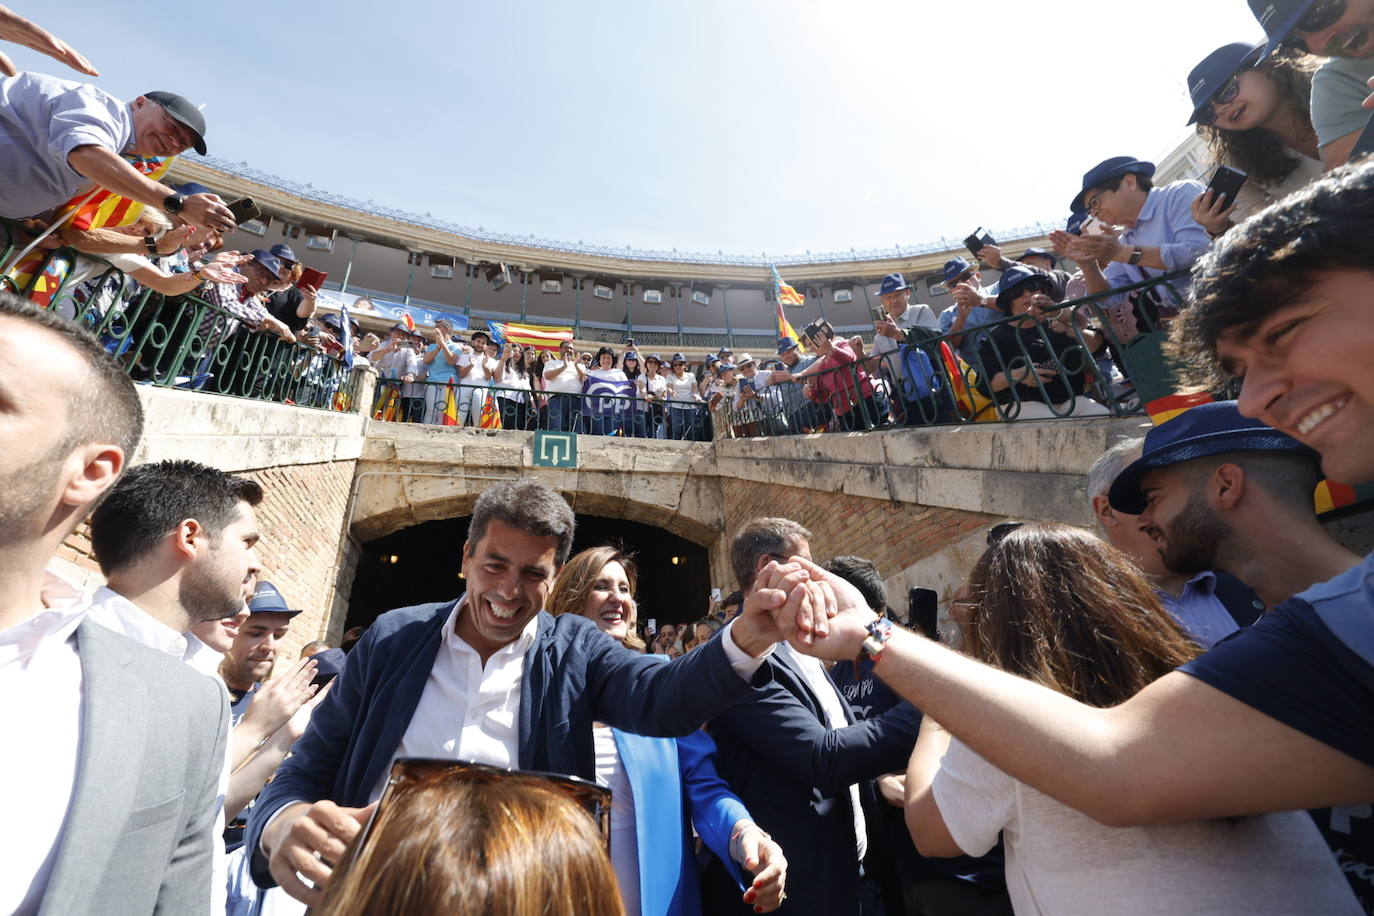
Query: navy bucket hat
1071 157 1156 214
1187 42 1265 125
1107 400 1318 514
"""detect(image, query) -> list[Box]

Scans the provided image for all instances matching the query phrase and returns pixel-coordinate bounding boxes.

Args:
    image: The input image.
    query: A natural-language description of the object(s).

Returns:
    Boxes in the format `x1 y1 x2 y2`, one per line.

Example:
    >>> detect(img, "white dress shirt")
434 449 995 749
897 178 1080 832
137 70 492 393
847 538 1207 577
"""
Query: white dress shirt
0 604 87 915
776 642 868 861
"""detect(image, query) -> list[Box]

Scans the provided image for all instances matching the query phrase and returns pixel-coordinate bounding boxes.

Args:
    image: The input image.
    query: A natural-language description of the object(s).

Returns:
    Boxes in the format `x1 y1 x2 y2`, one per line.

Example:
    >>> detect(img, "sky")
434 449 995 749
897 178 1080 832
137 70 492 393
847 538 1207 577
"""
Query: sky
12 1 1268 258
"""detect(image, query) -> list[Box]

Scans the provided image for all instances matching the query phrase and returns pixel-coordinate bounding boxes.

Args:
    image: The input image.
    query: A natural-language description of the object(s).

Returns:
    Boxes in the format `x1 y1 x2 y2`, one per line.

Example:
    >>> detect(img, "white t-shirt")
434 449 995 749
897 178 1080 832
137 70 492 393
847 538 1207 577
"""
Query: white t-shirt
932 737 1362 916
666 372 699 403
543 359 585 395
643 373 668 401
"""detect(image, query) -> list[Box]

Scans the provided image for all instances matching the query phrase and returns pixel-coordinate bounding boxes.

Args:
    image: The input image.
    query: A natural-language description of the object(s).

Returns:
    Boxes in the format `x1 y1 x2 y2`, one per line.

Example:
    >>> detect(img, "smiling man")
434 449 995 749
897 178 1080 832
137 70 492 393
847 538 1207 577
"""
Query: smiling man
246 477 805 907
753 160 1374 913
1249 0 1374 168
0 71 234 231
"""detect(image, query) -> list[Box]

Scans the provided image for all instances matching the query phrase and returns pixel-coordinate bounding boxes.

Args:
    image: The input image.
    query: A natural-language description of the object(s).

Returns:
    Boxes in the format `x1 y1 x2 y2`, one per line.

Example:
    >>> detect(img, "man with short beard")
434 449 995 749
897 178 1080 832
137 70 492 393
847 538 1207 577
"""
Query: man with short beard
1107 401 1361 613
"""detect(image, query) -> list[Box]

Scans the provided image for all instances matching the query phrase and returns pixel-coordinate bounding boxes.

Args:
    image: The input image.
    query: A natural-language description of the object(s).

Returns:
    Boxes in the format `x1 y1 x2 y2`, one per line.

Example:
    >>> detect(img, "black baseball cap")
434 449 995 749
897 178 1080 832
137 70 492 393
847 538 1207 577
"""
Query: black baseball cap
143 90 208 155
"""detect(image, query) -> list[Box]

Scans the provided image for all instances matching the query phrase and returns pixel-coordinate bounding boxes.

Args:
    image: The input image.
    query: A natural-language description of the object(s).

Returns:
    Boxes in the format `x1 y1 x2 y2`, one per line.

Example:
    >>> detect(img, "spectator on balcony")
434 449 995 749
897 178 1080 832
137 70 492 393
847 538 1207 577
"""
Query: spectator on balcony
464 333 500 424
371 324 423 421
1186 42 1323 234
419 318 467 424
759 337 827 434
259 243 321 340
1052 157 1210 329
869 272 946 427
666 352 705 440
642 353 670 438
197 249 295 343
731 354 767 438
936 257 1003 365
544 339 588 433
620 349 650 438
585 346 630 436
1247 0 1374 170
976 265 1107 420
791 319 884 432
976 246 1072 298
708 361 740 440
496 342 533 431
0 71 235 233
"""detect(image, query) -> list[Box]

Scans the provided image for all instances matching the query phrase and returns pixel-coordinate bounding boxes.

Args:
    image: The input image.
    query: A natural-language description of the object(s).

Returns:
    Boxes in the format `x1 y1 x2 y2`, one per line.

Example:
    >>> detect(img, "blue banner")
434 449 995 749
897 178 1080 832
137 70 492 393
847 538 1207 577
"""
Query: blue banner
582 376 635 417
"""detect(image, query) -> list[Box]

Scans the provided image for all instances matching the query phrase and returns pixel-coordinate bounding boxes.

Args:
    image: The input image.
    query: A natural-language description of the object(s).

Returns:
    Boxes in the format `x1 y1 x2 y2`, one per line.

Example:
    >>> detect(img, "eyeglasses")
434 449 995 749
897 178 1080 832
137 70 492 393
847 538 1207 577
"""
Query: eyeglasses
1299 0 1347 33
1014 280 1054 298
352 759 613 858
1083 188 1108 215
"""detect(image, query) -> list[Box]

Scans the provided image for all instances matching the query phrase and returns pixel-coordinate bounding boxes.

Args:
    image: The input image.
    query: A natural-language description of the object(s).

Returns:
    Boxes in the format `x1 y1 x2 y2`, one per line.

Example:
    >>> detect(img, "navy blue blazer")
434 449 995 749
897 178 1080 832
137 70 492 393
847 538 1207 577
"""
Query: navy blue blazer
245 598 763 887
703 647 923 916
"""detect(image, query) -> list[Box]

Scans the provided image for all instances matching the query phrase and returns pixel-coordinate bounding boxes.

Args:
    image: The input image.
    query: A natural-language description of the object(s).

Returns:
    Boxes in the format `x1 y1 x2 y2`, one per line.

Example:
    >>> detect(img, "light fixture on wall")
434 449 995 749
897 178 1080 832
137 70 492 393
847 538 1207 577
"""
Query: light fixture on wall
487 263 512 290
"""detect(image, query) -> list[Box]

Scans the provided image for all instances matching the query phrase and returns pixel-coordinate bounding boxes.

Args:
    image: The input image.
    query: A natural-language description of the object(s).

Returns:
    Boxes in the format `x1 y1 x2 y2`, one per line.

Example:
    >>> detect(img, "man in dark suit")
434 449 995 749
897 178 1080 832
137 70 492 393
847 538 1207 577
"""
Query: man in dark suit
247 477 810 907
702 518 924 916
0 292 228 914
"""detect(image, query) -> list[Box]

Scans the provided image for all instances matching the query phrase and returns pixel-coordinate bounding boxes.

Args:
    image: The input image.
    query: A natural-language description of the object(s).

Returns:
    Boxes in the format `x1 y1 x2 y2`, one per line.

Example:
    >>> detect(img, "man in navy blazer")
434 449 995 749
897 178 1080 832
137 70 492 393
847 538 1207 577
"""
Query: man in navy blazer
247 478 817 906
702 517 924 916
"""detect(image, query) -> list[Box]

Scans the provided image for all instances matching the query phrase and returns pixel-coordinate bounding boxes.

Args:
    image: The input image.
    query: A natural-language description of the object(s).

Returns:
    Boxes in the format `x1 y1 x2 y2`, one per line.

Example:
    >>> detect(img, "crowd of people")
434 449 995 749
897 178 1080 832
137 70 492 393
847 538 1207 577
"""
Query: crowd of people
5 1 1374 915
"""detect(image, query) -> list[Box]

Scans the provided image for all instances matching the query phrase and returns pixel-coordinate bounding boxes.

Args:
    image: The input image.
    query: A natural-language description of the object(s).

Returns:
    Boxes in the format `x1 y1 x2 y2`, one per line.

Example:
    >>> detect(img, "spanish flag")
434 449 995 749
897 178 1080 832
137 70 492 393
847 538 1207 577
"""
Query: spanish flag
1144 392 1215 426
441 380 460 426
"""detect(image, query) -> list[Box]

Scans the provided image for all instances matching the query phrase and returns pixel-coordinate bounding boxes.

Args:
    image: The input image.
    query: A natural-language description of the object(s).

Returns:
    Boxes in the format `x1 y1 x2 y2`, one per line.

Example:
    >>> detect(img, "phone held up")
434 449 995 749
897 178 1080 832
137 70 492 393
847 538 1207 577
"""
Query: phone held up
1206 165 1247 210
964 227 996 258
226 197 260 225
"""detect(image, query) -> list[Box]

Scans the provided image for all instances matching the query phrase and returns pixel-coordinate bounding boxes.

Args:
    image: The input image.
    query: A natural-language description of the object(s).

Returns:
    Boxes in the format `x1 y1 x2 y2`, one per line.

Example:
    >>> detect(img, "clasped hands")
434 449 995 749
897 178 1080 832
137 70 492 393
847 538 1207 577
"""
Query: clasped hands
742 556 878 659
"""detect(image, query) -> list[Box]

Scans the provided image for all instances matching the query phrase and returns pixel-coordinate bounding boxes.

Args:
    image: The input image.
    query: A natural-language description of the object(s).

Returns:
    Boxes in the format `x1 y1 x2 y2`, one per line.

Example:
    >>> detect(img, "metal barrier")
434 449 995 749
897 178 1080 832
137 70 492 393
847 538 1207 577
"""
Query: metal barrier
4 242 362 412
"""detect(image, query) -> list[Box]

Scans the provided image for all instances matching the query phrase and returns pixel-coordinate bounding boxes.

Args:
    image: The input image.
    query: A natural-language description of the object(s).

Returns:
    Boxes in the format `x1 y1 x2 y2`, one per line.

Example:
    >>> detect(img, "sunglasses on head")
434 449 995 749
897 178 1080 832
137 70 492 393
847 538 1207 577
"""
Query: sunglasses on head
352 759 612 858
1197 76 1243 125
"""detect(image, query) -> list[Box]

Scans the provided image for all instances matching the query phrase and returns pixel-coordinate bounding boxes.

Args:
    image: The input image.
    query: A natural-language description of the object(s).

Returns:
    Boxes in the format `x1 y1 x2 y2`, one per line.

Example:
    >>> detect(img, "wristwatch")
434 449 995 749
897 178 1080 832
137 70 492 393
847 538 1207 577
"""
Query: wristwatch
162 192 186 215
144 235 159 255
1127 246 1144 265
860 617 894 663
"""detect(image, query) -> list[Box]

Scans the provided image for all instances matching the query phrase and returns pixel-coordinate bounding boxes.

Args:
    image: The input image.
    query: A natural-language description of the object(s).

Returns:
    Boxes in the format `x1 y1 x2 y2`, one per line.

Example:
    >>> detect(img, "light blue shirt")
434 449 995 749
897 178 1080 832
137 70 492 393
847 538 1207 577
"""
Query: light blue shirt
0 72 133 218
1296 551 1374 669
1101 180 1211 311
1159 570 1240 649
938 301 1003 365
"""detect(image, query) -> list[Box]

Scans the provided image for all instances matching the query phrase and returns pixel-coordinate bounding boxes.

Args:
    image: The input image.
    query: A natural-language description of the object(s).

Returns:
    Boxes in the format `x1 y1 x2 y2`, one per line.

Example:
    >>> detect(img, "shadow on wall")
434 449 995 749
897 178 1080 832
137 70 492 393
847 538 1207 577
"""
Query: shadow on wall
345 513 712 631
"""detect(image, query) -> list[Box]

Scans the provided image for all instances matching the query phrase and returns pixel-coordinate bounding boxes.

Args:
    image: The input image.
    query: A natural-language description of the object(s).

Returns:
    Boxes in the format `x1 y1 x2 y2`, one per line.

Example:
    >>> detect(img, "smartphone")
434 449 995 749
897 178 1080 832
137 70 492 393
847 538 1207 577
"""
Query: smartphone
646 618 658 636
625 338 636 348
710 587 722 602
964 227 996 257
870 305 886 324
1349 113 1374 161
226 197 260 225
909 587 939 641
297 267 327 291
1080 215 1110 236
1206 165 1248 210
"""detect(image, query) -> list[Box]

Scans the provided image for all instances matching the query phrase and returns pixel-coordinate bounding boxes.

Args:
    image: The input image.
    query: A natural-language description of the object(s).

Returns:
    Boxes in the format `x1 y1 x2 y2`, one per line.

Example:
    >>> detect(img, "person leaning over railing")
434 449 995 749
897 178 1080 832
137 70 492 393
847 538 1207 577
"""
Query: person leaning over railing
787 319 885 432
974 265 1108 420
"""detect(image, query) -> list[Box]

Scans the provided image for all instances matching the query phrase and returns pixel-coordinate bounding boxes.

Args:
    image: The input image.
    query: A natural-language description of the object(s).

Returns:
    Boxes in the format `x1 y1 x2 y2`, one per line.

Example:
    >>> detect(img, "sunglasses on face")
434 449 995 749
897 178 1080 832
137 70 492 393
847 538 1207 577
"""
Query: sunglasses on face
1198 76 1243 125
1299 0 1347 33
1015 281 1053 298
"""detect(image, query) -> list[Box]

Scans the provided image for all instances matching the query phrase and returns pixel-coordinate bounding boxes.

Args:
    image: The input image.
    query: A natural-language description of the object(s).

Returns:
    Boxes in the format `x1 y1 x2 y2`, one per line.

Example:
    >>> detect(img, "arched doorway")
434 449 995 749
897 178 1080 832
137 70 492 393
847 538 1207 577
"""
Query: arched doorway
345 513 712 632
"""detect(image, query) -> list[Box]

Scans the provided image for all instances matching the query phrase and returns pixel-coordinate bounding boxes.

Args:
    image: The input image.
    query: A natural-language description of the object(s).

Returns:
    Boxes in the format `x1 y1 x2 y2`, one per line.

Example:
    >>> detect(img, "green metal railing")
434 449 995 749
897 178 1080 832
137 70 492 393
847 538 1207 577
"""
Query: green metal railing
3 235 362 412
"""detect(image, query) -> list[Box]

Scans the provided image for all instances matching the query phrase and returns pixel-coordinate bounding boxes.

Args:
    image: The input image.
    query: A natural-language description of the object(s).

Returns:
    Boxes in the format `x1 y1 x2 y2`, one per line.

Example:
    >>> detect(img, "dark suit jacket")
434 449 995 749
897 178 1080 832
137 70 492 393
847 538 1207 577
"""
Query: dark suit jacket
704 646 924 916
39 620 228 915
245 597 763 887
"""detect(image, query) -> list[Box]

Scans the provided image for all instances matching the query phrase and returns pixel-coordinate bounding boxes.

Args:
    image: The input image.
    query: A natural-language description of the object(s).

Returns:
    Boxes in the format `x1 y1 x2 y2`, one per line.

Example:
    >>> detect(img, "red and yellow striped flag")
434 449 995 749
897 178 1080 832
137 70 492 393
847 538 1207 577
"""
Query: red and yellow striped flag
479 391 502 429
1144 392 1215 426
441 380 460 426
488 321 573 353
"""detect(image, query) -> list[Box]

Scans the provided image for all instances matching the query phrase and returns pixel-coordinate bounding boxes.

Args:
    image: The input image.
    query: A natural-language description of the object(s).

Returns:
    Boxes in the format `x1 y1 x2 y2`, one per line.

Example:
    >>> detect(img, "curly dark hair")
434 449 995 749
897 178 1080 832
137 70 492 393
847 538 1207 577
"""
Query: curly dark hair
1196 50 1319 185
1170 158 1374 391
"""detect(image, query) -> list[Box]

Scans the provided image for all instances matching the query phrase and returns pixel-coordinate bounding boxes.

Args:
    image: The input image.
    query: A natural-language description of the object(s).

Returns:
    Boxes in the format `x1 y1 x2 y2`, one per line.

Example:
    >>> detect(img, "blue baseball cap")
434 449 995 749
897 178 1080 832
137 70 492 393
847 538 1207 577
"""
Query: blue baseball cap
643 353 663 364
1187 43 1265 124
173 181 213 197
249 249 284 280
623 350 641 362
270 243 299 265
247 581 303 617
878 273 911 296
776 337 799 355
1019 247 1058 267
670 352 686 363
943 257 976 286
1066 211 1088 235
1249 0 1318 57
1107 400 1318 514
1071 157 1156 214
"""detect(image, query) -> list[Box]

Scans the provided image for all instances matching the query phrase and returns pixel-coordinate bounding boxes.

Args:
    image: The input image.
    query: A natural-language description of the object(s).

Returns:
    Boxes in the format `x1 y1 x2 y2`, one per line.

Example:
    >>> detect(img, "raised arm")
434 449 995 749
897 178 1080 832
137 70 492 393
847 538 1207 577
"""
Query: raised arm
64 146 234 233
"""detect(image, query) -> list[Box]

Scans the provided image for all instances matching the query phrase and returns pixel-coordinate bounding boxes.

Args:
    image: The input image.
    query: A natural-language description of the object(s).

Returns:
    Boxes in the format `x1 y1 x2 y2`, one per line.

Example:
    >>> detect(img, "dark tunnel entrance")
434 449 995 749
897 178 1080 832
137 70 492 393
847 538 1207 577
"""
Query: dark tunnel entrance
345 514 712 633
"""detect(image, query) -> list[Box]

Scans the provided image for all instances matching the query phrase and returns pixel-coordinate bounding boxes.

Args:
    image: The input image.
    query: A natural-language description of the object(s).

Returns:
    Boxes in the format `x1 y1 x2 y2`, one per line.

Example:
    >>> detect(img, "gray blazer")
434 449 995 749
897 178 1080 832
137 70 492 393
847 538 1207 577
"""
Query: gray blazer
38 620 228 916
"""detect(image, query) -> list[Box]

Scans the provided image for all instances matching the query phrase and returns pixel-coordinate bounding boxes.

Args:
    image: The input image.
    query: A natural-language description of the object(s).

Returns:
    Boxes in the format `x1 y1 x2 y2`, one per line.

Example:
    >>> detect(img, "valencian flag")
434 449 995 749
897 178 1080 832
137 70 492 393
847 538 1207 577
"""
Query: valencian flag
479 390 502 429
441 380 460 426
487 320 573 353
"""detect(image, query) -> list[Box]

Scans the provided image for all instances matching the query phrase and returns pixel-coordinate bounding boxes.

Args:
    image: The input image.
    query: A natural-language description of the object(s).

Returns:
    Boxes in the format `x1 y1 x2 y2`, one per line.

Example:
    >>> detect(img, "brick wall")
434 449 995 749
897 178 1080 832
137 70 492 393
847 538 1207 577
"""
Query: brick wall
56 458 357 666
714 477 997 594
